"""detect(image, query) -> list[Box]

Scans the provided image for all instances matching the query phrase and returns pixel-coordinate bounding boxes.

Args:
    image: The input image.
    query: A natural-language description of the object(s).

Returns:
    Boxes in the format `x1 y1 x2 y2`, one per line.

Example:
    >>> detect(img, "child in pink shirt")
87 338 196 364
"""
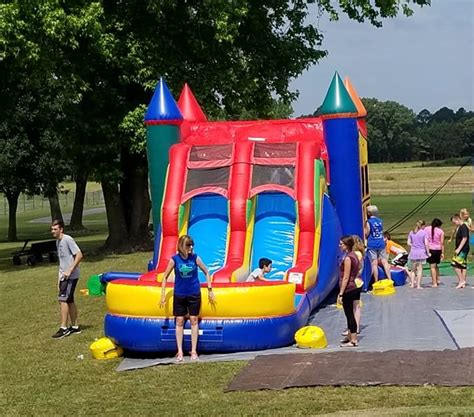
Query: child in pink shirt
425 218 445 287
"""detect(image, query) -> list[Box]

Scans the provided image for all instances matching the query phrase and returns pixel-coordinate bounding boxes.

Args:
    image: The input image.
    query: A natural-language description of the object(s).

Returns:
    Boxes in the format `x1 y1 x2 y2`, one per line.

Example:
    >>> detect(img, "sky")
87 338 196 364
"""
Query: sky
290 0 474 116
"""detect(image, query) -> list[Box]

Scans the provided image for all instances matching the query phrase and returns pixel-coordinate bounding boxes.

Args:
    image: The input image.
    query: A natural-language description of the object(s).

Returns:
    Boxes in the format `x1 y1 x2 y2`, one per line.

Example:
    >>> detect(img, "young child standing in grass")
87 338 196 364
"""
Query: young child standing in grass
407 220 429 289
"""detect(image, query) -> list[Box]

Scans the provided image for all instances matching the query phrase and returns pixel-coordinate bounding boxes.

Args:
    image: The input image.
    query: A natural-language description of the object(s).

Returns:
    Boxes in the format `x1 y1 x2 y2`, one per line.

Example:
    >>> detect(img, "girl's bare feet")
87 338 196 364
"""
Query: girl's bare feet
456 282 466 289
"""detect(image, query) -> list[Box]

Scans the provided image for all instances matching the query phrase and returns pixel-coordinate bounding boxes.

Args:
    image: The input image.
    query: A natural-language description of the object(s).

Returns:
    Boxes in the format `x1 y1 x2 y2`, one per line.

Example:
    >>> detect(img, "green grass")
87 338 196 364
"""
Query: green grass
1 191 473 415
372 193 471 244
1 254 473 416
368 162 471 195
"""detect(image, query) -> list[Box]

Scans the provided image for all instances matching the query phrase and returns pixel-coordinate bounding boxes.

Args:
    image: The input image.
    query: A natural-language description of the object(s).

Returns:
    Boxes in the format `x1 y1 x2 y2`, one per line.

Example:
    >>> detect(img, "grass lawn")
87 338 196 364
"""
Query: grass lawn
1 252 473 416
368 162 471 195
1 191 473 415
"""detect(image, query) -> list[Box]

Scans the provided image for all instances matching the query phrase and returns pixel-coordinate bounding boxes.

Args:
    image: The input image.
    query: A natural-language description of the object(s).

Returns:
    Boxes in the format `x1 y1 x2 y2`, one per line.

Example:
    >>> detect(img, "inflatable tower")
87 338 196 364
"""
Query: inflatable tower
319 72 365 238
144 78 183 267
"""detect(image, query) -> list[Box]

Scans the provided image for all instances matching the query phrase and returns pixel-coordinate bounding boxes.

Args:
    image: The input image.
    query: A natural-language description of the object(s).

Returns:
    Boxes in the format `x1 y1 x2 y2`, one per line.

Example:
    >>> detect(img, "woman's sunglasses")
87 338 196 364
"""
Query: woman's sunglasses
186 242 194 248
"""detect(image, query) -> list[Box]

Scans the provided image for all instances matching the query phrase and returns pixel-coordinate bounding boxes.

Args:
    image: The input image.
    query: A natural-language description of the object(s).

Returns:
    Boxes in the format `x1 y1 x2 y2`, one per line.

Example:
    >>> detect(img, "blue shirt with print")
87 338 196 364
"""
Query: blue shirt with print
367 216 385 250
172 253 201 296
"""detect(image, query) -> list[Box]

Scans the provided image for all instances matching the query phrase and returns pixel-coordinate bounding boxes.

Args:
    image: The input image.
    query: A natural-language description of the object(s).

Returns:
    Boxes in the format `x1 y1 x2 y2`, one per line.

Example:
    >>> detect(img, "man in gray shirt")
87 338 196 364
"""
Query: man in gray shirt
51 219 83 339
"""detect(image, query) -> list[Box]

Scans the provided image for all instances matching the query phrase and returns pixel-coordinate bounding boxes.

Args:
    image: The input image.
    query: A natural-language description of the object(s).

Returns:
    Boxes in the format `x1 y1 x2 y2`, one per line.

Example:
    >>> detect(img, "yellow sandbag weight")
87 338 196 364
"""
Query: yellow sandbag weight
90 337 123 360
372 279 396 296
295 325 327 349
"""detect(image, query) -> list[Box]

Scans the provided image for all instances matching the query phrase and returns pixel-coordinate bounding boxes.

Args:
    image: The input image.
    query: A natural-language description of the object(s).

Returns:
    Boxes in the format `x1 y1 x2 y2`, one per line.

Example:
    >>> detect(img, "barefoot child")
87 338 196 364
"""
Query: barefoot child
407 220 429 289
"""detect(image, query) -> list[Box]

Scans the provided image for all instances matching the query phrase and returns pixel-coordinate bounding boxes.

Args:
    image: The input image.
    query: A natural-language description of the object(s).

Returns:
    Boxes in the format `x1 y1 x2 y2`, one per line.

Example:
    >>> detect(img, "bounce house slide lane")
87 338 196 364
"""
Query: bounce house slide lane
102 193 340 353
250 192 296 281
184 194 229 281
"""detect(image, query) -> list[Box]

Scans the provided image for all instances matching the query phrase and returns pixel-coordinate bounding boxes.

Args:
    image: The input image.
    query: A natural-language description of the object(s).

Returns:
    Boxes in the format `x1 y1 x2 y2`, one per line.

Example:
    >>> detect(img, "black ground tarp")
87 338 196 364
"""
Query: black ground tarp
226 348 474 391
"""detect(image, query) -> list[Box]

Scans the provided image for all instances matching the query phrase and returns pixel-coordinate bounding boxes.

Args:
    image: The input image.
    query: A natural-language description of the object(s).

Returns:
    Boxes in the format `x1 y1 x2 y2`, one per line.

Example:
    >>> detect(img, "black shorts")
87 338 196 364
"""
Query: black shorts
58 278 78 303
173 294 201 317
427 250 442 265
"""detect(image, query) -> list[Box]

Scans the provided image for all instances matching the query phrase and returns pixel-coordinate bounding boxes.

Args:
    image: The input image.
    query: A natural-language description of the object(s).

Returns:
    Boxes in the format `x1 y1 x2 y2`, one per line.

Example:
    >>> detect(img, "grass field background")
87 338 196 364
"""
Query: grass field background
1 163 473 416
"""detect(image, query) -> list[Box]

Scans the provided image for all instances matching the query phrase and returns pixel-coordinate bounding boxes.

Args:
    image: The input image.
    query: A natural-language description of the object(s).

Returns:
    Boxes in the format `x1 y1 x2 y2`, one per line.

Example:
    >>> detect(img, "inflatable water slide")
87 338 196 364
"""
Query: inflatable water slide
102 72 371 353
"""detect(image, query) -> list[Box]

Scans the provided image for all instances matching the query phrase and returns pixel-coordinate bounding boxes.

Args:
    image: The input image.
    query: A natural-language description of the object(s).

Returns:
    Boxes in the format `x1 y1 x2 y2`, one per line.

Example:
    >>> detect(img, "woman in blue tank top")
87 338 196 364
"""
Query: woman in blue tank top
160 235 215 362
364 205 392 283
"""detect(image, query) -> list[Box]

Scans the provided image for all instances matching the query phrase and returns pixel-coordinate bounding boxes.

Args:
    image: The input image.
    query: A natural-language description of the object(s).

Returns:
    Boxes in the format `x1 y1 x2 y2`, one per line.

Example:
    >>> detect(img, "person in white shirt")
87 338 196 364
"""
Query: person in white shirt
246 258 272 282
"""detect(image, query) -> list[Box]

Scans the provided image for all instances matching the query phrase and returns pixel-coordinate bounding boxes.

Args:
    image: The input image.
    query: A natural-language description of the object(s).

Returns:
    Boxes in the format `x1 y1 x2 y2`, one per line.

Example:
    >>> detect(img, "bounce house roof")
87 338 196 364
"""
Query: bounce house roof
181 118 324 145
177 83 208 123
144 78 183 125
318 72 358 118
344 77 367 118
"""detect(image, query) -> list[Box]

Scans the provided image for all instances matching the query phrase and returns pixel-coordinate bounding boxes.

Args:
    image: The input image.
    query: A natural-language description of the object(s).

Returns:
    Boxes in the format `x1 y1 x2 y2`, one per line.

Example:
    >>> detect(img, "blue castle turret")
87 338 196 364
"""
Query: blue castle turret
319 72 364 239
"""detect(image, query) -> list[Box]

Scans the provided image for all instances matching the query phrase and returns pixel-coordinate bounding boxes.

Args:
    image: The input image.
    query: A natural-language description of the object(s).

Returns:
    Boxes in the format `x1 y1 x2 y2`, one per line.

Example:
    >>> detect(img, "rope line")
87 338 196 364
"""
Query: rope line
386 159 471 234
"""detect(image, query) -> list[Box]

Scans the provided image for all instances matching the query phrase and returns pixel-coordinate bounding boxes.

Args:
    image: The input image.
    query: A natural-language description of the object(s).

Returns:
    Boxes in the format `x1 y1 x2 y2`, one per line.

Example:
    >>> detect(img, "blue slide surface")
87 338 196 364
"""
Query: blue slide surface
250 192 296 280
187 193 228 281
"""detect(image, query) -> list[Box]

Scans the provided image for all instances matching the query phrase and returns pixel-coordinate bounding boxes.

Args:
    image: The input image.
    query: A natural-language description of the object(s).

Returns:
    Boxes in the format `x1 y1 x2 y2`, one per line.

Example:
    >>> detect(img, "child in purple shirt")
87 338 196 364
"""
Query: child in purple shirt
407 220 429 289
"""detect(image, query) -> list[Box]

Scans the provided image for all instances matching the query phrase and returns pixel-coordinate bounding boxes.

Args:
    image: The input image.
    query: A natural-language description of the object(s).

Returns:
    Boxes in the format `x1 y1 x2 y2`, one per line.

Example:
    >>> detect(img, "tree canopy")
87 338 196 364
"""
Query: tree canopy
362 98 473 163
1 0 434 244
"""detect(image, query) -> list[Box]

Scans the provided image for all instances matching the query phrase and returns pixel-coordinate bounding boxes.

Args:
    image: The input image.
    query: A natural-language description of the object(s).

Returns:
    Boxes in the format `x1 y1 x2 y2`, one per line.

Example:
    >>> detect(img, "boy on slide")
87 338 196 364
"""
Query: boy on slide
246 258 273 282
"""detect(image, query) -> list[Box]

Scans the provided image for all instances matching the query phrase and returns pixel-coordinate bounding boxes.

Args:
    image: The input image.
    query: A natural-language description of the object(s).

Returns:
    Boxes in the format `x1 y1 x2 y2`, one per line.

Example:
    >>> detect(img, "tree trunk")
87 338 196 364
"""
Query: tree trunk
102 180 129 250
121 163 151 249
7 191 20 241
69 172 88 230
48 192 63 223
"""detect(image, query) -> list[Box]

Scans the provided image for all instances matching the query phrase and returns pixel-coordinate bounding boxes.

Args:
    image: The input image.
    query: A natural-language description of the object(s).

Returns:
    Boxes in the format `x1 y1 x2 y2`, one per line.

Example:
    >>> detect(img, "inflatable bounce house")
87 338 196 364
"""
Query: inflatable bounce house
101 72 374 353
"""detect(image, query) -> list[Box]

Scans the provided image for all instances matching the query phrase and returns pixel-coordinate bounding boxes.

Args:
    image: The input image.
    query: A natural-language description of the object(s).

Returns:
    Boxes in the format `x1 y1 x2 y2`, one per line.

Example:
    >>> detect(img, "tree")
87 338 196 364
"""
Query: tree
461 118 474 157
1 0 432 247
431 107 455 123
315 0 430 27
0 1 104 239
362 98 418 162
0 135 35 241
416 109 432 125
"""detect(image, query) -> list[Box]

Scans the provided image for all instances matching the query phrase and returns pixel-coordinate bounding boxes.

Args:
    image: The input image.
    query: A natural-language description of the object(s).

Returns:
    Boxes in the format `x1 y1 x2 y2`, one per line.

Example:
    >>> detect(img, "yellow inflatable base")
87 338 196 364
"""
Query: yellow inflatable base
90 337 123 360
372 279 396 296
295 325 327 349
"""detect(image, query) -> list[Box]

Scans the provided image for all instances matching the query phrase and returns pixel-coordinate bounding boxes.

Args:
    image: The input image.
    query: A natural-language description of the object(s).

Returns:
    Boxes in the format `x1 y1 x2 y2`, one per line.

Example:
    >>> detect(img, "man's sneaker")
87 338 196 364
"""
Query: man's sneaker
68 326 82 335
52 327 71 339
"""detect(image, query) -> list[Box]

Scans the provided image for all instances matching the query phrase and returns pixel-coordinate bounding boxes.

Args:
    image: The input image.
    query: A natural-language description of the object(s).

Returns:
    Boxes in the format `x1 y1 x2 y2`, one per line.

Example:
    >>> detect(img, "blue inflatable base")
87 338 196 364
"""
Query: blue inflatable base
105 303 309 352
377 266 406 286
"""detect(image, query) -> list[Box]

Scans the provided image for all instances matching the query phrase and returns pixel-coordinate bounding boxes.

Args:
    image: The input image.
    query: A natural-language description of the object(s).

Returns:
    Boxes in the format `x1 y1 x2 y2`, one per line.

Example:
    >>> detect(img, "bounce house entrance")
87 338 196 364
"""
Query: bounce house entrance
250 192 296 280
187 193 228 281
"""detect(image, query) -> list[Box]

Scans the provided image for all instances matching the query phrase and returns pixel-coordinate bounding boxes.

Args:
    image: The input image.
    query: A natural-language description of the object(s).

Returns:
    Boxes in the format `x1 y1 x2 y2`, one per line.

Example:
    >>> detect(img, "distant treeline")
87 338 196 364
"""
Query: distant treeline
363 99 474 163
306 99 473 163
